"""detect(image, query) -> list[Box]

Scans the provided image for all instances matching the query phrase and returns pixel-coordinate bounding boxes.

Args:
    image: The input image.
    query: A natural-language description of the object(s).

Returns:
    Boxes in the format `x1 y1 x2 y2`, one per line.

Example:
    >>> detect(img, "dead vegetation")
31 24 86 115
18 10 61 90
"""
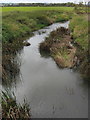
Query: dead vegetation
2 91 31 119
40 27 77 68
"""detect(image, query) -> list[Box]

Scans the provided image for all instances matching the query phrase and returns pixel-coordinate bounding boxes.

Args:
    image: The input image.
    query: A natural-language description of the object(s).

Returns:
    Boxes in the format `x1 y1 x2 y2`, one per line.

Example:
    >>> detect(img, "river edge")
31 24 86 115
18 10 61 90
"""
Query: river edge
39 24 89 80
40 26 77 68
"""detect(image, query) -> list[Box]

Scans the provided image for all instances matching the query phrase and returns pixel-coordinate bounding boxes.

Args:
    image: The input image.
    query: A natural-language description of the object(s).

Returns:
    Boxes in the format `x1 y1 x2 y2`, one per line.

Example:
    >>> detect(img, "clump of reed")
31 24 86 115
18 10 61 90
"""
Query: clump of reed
1 91 31 119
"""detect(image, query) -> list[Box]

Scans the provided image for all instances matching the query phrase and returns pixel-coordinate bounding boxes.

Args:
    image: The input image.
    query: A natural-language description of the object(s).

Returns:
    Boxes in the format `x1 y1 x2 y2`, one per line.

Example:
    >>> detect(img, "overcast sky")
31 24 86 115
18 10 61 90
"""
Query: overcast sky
0 0 89 3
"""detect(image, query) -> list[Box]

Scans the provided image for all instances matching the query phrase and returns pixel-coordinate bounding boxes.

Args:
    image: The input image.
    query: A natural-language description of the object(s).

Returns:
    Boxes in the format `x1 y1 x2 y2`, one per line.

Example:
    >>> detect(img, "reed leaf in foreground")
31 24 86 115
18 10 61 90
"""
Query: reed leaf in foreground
1 91 31 119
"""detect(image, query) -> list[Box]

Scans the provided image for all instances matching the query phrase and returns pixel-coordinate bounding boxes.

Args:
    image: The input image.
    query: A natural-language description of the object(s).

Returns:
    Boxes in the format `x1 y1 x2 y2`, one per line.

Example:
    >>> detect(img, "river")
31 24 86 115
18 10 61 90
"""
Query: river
10 21 88 118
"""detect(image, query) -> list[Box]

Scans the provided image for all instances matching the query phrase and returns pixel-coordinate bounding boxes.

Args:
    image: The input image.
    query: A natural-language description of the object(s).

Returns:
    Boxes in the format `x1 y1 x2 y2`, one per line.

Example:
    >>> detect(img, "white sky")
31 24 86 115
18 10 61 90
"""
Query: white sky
0 0 89 3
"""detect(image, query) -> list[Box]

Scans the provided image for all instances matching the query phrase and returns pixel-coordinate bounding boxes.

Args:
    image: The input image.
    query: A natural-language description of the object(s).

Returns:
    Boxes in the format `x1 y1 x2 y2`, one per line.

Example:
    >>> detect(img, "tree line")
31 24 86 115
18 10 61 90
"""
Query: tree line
2 2 89 7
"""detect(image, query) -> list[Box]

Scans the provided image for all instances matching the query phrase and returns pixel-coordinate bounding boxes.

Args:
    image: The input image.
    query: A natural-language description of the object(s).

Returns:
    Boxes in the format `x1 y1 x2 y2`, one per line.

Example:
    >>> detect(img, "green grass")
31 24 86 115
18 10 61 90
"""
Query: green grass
70 14 89 79
2 6 74 12
2 7 73 44
70 14 88 50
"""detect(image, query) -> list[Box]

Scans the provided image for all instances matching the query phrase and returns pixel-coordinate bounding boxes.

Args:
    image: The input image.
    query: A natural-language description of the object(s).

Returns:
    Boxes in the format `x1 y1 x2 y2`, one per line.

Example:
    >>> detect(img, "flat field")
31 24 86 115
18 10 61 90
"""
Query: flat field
2 6 74 12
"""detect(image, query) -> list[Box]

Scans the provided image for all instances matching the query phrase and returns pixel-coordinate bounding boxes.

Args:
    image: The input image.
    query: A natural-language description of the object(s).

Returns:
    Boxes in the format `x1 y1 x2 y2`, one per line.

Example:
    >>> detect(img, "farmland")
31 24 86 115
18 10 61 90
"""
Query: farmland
2 6 74 12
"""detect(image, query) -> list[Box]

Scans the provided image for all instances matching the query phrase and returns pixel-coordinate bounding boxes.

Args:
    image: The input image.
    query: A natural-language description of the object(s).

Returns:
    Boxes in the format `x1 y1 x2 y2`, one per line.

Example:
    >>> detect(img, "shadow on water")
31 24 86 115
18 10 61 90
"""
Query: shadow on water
39 48 50 58
2 45 24 89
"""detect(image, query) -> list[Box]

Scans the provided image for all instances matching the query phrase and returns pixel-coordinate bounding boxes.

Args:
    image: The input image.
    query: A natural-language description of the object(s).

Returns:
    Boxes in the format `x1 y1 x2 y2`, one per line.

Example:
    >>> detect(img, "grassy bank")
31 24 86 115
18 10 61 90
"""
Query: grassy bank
2 8 73 43
69 14 89 80
70 14 88 50
2 7 73 44
40 13 89 79
40 27 76 68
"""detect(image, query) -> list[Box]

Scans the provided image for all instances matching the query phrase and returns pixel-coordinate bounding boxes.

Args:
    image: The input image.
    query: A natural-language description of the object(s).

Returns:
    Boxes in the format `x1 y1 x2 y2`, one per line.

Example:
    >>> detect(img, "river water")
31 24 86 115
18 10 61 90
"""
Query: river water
12 21 88 118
